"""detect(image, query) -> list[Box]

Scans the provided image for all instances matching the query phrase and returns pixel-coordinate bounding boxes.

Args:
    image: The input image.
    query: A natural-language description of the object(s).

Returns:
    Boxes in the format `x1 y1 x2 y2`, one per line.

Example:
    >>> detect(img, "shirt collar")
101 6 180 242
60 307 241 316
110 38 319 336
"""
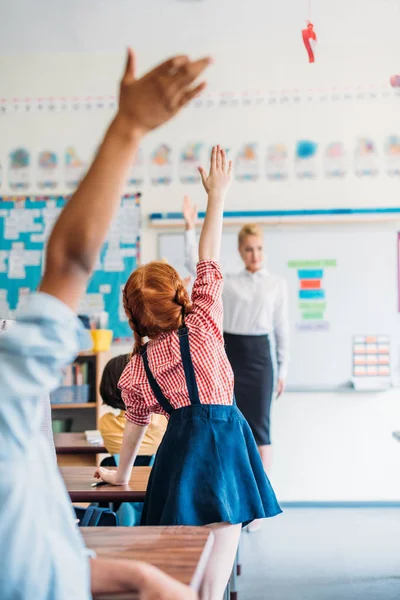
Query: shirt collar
243 267 268 278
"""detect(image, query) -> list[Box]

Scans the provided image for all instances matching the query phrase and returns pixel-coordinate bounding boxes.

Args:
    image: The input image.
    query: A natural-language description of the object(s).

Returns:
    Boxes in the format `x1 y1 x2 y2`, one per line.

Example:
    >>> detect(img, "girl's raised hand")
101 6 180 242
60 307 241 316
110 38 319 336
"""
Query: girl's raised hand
198 145 232 196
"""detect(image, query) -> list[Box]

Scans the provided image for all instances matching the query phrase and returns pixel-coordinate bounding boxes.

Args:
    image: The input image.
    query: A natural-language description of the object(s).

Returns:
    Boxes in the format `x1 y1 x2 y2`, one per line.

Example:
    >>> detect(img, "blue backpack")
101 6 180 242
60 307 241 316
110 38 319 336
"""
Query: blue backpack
74 505 118 526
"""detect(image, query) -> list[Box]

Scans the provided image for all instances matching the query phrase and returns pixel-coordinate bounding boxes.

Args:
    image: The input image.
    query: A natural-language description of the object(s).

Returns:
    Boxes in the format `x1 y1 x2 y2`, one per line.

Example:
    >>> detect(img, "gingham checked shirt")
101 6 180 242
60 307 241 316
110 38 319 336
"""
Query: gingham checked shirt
119 260 235 426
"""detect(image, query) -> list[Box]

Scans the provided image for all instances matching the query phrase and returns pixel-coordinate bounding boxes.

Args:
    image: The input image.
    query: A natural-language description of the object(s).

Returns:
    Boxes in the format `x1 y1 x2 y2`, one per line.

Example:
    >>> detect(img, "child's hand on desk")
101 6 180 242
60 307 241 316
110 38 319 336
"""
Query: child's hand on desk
141 562 198 600
93 467 127 486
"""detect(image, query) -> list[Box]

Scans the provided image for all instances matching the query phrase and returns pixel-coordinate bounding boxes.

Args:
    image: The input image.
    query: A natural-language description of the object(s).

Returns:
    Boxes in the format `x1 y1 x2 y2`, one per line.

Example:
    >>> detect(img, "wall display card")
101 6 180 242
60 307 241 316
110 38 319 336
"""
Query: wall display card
354 138 379 177
150 144 173 185
64 146 87 189
235 143 259 182
9 148 30 190
127 148 145 187
324 143 347 178
179 143 203 184
37 150 59 189
265 143 289 180
0 193 141 340
295 140 318 179
384 135 400 176
352 335 391 389
288 259 337 332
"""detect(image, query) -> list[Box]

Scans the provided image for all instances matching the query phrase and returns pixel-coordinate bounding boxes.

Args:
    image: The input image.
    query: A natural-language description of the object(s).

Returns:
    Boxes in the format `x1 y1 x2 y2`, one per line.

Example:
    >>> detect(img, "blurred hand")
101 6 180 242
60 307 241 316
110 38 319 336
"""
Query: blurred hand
198 145 233 196
141 563 198 600
118 49 212 135
93 467 127 486
276 378 285 398
183 195 198 230
182 275 192 288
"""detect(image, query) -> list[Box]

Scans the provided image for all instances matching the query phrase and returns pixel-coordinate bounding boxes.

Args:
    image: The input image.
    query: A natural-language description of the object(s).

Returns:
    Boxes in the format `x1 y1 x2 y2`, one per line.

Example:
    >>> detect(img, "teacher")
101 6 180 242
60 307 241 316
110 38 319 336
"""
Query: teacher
183 197 289 479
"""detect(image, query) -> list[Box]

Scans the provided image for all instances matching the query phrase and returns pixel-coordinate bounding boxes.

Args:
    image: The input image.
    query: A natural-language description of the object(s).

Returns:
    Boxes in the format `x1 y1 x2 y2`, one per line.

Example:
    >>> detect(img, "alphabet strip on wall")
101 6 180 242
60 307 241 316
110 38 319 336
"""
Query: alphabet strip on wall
1 85 400 116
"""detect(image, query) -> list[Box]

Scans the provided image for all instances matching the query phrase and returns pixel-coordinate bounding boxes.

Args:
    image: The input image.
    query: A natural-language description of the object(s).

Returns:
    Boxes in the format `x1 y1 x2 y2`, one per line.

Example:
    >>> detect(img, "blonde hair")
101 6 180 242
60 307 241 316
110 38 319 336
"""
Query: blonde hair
238 223 263 246
123 261 192 354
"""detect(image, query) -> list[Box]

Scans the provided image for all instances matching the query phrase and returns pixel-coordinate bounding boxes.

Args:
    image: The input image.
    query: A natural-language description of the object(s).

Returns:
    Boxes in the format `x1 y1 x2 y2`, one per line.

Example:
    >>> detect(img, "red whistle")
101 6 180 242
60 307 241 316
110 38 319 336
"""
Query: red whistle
302 21 317 63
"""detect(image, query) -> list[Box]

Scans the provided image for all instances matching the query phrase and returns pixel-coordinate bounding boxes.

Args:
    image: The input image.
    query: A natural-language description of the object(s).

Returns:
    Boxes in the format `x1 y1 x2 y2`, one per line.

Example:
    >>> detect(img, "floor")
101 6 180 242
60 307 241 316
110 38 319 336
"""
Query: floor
237 508 400 600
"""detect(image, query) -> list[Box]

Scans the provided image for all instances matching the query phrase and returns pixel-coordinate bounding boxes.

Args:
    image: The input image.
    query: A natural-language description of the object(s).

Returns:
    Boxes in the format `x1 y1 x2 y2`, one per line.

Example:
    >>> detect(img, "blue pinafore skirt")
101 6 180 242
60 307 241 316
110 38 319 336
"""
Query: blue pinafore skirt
140 326 282 526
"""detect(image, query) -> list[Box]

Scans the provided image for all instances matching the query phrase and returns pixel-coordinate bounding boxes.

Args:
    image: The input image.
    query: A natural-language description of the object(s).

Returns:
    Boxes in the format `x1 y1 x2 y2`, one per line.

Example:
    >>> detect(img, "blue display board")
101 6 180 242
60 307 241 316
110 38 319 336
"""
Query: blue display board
0 193 141 340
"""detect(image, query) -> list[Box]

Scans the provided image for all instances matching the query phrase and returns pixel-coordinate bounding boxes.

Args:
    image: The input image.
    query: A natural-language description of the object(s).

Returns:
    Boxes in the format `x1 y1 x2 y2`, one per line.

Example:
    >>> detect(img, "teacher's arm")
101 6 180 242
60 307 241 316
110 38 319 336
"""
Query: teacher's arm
274 278 290 397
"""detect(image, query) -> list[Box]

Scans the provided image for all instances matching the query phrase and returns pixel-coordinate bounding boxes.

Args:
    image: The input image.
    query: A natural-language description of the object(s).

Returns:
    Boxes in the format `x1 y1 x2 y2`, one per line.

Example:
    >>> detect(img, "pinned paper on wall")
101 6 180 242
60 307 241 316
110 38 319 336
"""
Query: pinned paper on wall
384 136 400 176
64 147 87 189
265 143 289 181
235 143 259 182
324 143 347 178
295 140 318 179
179 143 203 184
150 144 173 186
37 150 59 189
9 148 30 190
127 148 145 187
352 335 391 389
354 138 379 177
288 259 337 331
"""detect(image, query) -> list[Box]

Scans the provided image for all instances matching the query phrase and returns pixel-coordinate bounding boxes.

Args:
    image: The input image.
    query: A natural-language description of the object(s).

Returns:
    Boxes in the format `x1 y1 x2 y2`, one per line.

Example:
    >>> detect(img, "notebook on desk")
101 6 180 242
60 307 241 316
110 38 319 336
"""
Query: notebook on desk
85 430 104 445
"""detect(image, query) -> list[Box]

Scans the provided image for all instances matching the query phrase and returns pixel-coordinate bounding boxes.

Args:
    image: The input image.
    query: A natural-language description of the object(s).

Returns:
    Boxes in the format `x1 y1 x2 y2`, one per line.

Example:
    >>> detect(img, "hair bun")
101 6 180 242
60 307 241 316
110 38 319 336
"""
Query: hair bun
174 284 191 312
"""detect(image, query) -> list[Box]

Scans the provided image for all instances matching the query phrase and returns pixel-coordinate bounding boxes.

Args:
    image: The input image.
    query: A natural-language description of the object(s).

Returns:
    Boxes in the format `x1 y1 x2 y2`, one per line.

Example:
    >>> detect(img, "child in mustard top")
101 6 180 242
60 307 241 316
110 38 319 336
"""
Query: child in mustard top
99 354 167 461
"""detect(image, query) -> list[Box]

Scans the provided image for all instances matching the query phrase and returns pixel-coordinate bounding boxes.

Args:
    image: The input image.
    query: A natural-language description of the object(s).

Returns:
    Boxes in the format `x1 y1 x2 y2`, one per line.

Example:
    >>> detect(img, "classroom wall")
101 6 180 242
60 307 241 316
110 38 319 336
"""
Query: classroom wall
2 0 400 502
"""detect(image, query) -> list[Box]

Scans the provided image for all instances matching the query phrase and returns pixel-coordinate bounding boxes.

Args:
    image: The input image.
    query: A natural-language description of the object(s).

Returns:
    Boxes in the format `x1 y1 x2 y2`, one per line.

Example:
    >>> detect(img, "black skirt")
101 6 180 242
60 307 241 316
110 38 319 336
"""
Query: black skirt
224 333 274 446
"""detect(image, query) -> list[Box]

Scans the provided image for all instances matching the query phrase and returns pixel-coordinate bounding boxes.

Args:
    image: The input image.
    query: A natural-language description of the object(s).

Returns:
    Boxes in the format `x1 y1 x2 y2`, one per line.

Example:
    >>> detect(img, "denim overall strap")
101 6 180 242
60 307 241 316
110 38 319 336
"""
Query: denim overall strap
177 327 201 405
140 345 174 415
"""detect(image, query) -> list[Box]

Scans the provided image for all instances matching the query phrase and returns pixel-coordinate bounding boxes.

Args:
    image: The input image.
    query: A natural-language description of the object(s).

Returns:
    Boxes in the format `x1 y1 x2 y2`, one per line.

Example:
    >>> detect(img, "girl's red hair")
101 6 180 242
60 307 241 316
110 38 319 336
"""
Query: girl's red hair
123 261 192 354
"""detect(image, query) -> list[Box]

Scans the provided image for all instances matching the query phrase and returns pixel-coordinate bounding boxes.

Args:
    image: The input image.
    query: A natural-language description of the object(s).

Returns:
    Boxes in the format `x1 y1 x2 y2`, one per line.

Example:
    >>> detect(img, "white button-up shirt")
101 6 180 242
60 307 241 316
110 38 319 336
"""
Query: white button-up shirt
185 229 290 379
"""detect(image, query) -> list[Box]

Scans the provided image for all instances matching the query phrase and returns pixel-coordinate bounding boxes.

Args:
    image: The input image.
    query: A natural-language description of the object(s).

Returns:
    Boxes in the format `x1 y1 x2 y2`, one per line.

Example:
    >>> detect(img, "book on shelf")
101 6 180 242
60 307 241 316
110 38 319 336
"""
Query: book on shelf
61 361 89 387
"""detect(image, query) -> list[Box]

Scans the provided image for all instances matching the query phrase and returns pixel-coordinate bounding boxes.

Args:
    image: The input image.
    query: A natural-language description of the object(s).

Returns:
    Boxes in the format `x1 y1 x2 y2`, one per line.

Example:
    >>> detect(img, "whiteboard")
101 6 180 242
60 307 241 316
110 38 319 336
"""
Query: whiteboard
158 224 400 389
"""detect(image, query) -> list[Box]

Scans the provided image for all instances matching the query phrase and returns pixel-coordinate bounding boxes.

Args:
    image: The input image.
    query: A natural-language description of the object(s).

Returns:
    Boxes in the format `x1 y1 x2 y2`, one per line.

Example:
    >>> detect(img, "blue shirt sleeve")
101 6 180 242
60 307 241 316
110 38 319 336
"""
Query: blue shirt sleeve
0 292 91 397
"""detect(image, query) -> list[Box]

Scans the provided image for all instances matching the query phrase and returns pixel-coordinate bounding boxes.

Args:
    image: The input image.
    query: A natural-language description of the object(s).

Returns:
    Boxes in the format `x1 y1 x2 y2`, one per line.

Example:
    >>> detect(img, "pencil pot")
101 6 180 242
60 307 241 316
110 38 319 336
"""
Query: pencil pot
90 329 113 352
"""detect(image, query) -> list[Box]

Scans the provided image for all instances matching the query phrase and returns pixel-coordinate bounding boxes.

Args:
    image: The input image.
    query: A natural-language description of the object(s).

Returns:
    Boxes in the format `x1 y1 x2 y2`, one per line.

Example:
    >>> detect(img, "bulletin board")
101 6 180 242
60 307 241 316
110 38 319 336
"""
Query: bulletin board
0 193 141 340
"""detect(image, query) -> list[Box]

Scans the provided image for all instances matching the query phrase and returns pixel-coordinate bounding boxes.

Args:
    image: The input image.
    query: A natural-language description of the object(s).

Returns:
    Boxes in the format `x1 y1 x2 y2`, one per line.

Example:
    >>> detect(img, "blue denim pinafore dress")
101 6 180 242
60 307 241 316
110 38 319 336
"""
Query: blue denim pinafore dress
140 326 282 526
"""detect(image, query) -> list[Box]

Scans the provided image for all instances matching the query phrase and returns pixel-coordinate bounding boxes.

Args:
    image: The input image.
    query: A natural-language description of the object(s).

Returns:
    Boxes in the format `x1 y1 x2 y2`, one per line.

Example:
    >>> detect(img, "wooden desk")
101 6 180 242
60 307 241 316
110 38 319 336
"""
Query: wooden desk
393 431 400 442
55 433 107 455
55 432 107 467
82 526 214 597
60 466 150 503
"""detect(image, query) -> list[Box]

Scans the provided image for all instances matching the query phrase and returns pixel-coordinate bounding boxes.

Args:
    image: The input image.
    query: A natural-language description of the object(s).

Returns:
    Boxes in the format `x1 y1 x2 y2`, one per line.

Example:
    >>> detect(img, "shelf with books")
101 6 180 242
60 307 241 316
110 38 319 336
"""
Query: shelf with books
51 351 110 433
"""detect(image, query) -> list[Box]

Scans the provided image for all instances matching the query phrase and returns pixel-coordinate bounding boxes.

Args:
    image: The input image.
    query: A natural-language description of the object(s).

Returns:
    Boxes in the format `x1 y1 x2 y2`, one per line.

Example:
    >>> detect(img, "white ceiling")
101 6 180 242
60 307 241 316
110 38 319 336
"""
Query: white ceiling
1 0 399 56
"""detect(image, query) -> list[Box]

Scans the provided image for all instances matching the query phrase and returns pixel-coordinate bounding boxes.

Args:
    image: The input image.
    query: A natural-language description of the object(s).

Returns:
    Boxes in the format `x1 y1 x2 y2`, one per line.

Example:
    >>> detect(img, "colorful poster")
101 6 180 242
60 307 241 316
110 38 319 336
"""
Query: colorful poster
352 335 391 389
150 144 173 185
288 259 336 331
265 143 289 180
64 147 87 189
179 143 203 184
9 148 30 190
354 138 379 177
385 136 400 176
324 142 347 178
352 335 390 379
37 150 59 189
295 140 318 179
235 143 259 182
127 148 145 187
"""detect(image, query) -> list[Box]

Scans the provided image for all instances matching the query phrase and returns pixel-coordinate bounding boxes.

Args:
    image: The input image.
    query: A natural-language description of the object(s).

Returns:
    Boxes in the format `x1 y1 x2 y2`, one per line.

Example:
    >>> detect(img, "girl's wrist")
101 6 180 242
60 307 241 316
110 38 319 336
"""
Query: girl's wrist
207 190 226 204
